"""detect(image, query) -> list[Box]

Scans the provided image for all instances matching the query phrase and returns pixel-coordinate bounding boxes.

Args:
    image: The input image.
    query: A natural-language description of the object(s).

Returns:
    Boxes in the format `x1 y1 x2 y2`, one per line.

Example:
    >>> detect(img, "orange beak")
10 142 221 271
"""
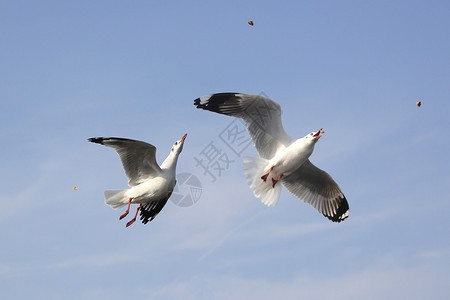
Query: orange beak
180 133 187 142
313 128 323 138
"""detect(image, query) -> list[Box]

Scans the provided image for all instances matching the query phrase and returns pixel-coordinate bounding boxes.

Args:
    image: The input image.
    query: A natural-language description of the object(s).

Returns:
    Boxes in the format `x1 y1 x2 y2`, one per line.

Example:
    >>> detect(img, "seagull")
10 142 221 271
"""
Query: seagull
194 93 349 222
88 134 187 227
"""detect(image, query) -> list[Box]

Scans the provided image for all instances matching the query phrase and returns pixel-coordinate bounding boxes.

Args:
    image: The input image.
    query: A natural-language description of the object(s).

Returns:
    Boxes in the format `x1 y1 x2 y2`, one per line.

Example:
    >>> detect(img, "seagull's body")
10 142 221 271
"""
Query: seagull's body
89 134 187 227
194 93 349 222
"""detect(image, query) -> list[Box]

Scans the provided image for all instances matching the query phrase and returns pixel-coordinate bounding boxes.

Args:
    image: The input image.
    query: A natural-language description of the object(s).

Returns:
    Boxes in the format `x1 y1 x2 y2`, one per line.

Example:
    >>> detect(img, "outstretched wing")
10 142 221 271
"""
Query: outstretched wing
88 137 162 186
194 93 294 159
281 160 350 222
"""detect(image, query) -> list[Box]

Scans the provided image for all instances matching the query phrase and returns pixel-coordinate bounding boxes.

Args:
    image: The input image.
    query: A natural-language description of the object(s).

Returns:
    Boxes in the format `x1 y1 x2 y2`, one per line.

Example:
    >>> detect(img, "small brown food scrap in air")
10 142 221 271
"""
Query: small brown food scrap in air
320 129 325 133
416 101 421 107
248 21 254 26
73 186 78 190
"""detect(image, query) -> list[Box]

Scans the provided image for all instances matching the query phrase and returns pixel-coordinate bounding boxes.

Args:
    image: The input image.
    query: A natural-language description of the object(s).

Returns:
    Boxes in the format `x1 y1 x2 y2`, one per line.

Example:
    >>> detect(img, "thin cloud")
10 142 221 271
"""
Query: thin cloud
147 264 450 300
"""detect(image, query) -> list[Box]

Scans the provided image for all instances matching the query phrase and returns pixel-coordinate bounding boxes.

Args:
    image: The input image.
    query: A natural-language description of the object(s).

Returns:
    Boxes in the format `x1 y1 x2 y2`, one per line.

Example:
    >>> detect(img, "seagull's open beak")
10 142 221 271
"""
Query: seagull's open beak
313 128 323 138
180 133 187 143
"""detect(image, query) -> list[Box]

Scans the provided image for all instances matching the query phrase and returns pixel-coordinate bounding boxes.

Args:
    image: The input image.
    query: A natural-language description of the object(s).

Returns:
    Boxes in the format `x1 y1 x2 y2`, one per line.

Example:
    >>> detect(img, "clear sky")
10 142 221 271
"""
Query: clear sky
1 0 449 299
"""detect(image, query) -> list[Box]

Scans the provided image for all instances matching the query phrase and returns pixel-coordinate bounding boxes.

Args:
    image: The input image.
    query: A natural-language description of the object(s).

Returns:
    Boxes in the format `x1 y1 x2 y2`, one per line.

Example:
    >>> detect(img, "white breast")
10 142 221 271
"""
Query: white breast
269 139 314 176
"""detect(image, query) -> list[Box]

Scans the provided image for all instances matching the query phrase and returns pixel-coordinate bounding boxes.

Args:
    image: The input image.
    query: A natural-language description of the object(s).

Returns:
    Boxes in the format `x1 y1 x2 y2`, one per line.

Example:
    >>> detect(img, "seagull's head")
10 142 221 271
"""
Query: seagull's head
171 133 187 154
305 128 324 143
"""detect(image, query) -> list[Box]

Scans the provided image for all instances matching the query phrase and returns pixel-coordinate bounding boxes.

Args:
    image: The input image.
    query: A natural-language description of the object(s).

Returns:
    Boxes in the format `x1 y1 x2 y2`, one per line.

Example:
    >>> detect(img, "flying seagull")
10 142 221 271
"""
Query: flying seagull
88 134 187 227
194 93 349 222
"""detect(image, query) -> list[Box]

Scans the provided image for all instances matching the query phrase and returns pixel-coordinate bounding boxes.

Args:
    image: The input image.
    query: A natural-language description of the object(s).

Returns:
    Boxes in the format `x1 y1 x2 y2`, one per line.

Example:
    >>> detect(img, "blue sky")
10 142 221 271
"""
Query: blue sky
1 0 449 299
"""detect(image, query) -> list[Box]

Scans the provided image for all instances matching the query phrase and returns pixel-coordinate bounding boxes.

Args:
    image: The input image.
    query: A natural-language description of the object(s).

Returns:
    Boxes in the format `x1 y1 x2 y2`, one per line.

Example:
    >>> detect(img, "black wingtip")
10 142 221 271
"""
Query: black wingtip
193 98 202 109
139 198 169 225
194 92 243 116
194 92 240 109
88 137 104 144
326 195 350 223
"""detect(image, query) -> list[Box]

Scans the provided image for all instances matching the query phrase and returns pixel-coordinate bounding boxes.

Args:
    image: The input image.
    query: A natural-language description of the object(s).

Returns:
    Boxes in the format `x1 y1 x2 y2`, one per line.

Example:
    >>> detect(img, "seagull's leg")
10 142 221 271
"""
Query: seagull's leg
119 198 133 220
126 204 142 227
261 166 274 182
271 174 284 188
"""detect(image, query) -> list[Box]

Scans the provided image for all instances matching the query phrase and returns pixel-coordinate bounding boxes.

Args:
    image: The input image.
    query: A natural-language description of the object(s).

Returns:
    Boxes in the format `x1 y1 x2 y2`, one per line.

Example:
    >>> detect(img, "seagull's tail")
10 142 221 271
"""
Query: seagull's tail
104 190 129 209
243 156 281 207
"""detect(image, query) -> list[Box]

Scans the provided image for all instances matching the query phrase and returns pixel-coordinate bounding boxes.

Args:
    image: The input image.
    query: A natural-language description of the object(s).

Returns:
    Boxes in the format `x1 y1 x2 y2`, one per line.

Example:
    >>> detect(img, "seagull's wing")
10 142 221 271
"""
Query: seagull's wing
194 93 294 159
281 160 349 222
139 192 172 224
88 137 162 186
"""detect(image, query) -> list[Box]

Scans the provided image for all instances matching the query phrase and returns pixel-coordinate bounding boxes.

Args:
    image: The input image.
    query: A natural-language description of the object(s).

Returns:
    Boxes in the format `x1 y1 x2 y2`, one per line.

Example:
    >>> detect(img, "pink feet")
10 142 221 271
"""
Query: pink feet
118 198 140 227
126 205 142 228
271 174 283 188
119 198 133 220
261 166 283 188
261 166 274 182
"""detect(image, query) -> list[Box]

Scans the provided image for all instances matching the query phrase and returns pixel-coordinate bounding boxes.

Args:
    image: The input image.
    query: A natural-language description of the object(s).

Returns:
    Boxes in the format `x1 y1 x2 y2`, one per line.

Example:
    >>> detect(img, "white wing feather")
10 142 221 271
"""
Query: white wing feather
89 137 162 186
195 93 294 159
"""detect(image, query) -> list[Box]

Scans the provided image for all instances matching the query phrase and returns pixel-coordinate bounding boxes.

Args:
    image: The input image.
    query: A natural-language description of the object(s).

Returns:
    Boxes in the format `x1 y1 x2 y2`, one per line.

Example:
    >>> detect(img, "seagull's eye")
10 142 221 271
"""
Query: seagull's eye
174 142 178 145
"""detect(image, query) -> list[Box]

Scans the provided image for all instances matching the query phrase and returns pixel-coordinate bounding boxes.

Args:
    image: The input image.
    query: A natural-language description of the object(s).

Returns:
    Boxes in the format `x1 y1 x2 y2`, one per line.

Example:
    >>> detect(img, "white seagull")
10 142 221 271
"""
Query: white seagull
88 134 187 227
194 93 349 222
